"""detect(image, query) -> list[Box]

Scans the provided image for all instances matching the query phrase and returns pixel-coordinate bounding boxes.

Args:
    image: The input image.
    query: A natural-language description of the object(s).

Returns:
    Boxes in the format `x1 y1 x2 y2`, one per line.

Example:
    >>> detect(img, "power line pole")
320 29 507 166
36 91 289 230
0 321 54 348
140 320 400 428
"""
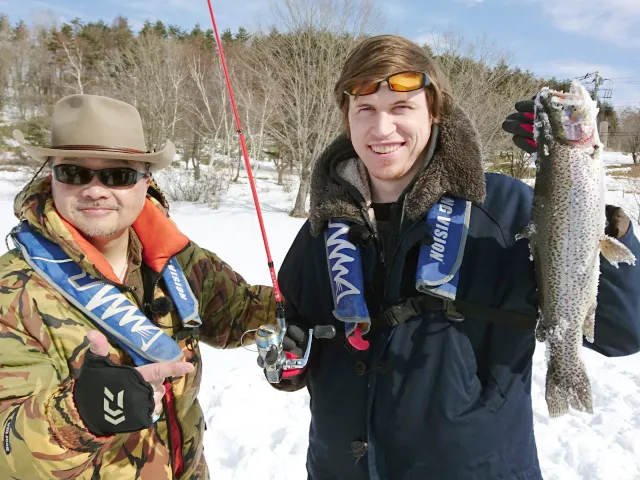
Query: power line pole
577 71 609 103
577 71 615 148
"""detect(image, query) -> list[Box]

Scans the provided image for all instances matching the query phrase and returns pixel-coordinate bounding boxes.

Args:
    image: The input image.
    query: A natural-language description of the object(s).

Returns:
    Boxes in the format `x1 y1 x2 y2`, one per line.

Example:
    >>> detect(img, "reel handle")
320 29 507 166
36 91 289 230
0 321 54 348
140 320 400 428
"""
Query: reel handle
313 325 336 339
279 325 337 373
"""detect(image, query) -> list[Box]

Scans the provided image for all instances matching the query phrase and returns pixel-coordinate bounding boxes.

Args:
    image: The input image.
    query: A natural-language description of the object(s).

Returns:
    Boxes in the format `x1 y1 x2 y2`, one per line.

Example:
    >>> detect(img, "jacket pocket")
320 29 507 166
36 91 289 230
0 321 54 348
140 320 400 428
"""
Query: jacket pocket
450 323 506 412
480 370 507 412
447 323 482 399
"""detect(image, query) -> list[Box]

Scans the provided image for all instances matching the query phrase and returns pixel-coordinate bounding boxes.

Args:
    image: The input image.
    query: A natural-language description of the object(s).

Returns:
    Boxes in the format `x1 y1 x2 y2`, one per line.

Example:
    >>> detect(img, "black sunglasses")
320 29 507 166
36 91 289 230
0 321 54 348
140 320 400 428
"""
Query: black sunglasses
344 70 431 96
52 164 148 187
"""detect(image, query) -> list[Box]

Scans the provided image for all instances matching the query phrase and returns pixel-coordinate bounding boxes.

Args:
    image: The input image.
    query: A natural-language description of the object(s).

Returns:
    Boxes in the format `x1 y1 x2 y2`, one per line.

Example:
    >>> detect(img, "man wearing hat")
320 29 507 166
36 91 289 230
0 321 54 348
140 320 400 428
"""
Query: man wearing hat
0 94 276 479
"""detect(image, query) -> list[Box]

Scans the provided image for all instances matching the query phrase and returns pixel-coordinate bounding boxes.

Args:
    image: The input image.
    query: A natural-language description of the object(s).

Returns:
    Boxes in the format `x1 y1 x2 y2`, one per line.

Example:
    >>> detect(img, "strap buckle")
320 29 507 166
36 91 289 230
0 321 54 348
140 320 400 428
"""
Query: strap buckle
444 300 465 322
382 297 424 327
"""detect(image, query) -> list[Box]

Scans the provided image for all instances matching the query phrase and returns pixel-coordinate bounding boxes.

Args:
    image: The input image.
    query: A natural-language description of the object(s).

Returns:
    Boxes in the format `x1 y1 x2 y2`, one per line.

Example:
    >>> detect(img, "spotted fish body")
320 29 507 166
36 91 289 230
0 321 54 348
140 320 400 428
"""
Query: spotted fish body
518 81 636 417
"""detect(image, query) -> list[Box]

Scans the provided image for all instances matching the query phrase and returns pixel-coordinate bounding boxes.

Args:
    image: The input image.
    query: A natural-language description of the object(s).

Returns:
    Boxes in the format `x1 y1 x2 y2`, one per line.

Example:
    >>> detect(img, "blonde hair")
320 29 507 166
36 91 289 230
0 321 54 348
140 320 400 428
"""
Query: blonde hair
334 35 453 129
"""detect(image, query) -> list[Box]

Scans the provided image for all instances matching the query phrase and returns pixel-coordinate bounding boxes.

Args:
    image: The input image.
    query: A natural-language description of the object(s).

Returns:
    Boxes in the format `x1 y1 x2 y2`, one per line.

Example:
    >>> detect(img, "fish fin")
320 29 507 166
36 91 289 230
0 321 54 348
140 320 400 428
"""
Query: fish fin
583 302 597 344
545 357 568 418
545 358 593 418
515 221 536 241
545 382 569 418
567 361 593 416
599 235 637 268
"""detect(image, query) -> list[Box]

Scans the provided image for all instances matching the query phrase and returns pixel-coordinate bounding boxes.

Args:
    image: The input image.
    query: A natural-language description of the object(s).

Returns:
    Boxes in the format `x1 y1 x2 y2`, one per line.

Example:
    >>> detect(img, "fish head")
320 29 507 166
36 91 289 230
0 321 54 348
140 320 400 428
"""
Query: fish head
537 80 599 148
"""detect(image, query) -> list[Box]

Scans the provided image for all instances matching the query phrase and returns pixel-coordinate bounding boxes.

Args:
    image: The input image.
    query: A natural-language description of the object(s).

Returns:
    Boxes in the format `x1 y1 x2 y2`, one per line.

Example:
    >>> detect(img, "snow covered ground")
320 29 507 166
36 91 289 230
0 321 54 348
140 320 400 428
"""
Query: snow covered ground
0 153 639 480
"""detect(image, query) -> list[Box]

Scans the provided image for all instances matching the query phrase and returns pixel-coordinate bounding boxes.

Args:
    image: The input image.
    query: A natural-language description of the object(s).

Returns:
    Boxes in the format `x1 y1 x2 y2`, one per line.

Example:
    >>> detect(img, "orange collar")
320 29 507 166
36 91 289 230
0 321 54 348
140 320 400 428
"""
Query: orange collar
60 199 190 283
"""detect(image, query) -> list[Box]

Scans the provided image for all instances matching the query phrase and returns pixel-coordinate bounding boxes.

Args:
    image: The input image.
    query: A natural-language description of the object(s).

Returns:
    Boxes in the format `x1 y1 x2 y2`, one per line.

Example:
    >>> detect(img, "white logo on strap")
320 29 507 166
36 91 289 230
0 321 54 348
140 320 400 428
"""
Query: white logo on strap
168 264 189 301
327 221 361 303
104 387 125 425
68 272 163 352
430 196 455 264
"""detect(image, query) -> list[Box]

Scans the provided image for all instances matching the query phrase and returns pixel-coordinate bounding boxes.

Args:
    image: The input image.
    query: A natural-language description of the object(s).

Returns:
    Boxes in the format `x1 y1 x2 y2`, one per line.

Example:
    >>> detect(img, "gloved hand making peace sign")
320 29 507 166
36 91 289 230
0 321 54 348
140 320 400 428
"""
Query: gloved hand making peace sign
73 330 194 436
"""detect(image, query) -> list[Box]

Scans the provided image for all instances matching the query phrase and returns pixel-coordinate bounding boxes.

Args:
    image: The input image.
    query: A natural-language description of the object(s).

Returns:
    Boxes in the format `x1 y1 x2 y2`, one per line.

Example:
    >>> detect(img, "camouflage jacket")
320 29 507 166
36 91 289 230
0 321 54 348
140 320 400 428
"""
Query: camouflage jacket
0 178 276 479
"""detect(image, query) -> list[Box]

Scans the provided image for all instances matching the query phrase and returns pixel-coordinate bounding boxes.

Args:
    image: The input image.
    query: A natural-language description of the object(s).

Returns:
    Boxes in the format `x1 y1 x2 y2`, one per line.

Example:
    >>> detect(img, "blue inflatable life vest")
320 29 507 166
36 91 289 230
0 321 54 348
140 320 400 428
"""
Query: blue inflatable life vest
11 222 201 367
325 195 472 349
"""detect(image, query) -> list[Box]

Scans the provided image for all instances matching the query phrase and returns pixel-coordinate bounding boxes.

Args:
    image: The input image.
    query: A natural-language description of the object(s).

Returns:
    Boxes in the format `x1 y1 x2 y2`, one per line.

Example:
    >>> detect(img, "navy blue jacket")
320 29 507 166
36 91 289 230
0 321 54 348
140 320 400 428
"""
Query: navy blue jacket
276 108 640 480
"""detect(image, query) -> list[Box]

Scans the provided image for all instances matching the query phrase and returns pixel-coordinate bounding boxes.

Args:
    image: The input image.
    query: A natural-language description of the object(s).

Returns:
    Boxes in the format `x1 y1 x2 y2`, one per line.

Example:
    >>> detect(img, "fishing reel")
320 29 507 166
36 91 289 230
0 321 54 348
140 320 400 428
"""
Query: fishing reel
255 307 335 383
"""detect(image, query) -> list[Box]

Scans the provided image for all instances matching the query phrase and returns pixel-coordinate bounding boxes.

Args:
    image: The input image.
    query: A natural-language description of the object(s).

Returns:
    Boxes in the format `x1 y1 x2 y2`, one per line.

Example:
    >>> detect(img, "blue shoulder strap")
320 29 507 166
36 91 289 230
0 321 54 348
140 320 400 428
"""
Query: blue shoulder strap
325 220 371 349
164 259 202 328
416 195 472 301
11 222 201 366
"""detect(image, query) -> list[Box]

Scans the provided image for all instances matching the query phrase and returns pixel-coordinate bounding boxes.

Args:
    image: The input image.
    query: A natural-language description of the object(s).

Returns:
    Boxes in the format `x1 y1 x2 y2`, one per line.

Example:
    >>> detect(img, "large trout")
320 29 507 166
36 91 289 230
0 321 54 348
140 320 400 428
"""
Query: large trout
517 80 636 417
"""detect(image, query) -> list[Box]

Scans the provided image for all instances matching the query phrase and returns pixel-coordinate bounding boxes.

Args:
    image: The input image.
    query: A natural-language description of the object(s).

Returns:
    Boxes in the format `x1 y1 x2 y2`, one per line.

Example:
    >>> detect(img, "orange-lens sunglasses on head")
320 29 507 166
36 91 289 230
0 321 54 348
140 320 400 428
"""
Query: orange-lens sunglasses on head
344 71 431 96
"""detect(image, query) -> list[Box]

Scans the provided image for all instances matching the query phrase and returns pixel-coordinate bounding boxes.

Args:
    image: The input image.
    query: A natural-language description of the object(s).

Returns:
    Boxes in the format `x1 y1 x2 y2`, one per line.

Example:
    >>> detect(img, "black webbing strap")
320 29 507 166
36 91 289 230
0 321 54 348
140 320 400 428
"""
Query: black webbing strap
371 295 537 331
454 299 538 331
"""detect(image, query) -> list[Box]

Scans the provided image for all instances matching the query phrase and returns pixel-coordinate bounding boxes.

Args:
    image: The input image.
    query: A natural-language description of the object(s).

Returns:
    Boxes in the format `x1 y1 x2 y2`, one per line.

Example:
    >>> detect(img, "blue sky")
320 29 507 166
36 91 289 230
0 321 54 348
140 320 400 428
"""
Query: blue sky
1 0 639 109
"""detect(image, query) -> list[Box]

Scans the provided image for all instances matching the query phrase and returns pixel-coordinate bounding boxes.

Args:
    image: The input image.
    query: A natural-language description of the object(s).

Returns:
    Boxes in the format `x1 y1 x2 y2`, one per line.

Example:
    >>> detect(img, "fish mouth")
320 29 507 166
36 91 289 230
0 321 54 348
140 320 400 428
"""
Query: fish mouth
565 132 595 147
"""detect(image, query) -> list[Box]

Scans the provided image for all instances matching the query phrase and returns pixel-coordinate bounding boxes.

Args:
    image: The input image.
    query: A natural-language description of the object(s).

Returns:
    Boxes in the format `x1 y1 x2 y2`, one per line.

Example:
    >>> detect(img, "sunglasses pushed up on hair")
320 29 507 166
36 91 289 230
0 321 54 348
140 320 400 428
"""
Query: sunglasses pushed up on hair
344 70 431 96
52 164 148 187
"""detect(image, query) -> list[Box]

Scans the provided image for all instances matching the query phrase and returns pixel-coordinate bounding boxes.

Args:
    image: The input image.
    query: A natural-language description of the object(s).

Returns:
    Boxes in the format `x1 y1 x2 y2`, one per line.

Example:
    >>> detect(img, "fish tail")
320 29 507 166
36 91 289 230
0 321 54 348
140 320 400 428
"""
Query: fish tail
567 361 593 415
545 361 568 418
545 357 593 417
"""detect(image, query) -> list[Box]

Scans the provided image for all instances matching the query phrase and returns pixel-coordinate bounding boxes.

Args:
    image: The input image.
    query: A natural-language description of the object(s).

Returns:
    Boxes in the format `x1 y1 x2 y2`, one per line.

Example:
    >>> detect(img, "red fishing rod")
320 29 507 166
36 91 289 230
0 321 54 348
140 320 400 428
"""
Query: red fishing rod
205 1 334 382
205 0 282 305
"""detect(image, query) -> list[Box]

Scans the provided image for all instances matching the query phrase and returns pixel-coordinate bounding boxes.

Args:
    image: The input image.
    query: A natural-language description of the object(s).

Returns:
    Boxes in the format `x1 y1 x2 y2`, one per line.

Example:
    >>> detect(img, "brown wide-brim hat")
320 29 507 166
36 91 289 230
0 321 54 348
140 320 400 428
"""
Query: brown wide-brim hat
13 94 175 172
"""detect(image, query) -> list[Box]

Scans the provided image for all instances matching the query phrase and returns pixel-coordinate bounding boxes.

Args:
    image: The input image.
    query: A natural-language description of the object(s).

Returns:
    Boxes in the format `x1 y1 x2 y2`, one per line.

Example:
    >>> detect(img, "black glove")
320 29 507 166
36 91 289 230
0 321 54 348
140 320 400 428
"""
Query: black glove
605 205 631 239
73 352 155 436
281 324 308 362
502 99 537 154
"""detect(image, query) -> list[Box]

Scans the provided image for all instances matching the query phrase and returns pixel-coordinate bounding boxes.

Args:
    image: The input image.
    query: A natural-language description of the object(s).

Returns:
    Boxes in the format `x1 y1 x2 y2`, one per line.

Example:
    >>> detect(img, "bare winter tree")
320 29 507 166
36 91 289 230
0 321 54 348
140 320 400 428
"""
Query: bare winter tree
494 147 534 180
189 39 272 181
618 108 640 165
232 64 274 166
626 188 640 226
7 22 35 121
56 20 87 94
248 0 383 217
220 39 279 181
618 173 640 227
629 194 640 226
425 30 541 163
0 15 11 112
186 48 230 171
99 33 189 154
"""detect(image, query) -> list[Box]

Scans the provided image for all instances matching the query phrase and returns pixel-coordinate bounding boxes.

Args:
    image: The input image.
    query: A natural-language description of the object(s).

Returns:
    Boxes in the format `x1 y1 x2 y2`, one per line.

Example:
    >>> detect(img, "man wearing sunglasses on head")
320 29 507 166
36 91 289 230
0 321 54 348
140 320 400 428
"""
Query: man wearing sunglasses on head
0 94 276 479
263 34 640 479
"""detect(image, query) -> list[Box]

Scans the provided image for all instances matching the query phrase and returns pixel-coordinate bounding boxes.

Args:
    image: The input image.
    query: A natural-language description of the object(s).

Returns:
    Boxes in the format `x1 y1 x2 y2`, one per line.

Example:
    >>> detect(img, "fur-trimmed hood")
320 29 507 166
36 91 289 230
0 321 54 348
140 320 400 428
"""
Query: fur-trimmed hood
308 103 486 236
